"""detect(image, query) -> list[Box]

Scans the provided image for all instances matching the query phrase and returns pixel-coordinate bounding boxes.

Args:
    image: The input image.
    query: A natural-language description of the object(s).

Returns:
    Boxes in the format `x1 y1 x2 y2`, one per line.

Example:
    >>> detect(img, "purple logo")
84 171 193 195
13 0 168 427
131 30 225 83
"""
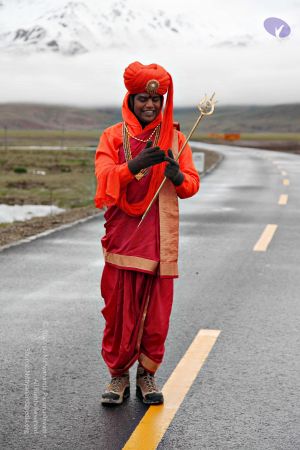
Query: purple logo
264 17 291 39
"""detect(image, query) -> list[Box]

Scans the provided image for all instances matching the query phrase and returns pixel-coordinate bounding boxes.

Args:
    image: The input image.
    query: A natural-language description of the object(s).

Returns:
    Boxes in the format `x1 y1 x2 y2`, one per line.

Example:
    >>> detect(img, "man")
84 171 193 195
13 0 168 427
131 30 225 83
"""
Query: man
94 61 199 405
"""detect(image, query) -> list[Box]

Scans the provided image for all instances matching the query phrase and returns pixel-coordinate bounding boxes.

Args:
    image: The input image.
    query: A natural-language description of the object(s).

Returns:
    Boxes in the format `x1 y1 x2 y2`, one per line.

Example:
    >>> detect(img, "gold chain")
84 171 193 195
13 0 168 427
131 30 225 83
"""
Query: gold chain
123 122 160 143
122 123 161 181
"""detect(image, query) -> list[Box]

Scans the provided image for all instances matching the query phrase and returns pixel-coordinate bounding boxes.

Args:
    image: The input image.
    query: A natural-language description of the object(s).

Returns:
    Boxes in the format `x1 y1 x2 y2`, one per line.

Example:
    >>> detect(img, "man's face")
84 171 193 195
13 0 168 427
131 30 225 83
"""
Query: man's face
133 93 162 124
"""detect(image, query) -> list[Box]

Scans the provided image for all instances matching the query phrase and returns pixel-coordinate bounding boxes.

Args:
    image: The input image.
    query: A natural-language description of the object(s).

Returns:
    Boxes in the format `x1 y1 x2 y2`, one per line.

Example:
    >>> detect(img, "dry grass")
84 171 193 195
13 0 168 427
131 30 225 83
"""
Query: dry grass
0 143 220 248
2 128 300 149
0 148 96 208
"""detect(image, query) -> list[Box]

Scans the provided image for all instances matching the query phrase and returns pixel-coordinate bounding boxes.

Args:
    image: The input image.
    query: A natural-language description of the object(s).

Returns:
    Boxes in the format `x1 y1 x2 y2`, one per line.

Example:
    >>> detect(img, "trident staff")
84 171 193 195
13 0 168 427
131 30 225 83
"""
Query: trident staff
138 92 217 227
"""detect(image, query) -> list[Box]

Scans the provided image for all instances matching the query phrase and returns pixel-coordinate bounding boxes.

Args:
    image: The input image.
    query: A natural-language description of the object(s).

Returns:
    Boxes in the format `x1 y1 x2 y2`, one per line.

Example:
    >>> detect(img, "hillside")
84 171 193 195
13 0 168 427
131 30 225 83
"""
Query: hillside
0 103 300 134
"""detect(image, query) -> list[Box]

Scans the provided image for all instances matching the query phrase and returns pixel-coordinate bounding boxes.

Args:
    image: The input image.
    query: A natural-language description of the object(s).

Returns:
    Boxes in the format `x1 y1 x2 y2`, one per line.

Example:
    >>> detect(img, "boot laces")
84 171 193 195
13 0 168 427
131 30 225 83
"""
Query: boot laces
143 372 158 392
109 376 127 393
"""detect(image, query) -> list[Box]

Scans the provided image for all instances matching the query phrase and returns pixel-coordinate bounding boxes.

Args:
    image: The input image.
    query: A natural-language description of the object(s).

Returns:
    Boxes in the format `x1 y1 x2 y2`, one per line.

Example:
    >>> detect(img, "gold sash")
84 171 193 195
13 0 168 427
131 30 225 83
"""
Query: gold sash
158 130 179 277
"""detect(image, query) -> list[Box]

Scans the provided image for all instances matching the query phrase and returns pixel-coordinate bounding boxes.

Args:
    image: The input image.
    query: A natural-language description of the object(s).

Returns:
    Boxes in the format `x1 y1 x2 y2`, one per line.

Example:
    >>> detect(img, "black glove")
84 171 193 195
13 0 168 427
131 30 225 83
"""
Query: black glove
128 140 166 175
164 149 184 186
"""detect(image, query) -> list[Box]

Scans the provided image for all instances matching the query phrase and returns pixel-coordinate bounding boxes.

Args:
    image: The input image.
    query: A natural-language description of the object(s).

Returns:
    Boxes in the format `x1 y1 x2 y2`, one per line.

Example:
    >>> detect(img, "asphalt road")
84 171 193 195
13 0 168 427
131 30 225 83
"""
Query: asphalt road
1 143 300 450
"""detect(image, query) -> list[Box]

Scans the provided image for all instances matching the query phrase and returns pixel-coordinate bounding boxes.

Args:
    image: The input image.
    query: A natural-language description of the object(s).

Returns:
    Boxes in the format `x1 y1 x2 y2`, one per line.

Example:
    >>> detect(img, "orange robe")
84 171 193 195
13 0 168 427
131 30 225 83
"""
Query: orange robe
94 123 200 209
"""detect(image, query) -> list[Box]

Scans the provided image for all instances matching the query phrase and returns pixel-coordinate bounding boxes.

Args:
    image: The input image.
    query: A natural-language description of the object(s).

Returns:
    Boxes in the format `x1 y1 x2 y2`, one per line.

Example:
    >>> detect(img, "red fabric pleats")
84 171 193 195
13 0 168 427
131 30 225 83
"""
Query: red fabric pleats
100 264 173 376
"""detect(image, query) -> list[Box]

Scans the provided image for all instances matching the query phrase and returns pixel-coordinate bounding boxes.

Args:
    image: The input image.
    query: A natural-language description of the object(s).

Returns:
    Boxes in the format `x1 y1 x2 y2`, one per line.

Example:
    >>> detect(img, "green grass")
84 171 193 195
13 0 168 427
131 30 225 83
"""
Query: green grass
1 129 300 149
0 129 101 138
0 148 96 209
0 129 102 147
1 129 299 210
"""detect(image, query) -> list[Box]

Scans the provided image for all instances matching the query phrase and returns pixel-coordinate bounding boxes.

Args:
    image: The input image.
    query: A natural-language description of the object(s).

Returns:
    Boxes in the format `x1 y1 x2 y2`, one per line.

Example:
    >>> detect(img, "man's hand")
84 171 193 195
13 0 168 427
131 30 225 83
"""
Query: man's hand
164 149 184 186
128 140 166 175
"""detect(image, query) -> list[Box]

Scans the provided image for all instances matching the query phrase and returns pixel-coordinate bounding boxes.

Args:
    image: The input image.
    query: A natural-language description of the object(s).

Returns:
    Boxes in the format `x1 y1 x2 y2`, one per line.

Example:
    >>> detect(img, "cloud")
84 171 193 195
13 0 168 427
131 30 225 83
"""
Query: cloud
213 39 252 48
0 0 299 106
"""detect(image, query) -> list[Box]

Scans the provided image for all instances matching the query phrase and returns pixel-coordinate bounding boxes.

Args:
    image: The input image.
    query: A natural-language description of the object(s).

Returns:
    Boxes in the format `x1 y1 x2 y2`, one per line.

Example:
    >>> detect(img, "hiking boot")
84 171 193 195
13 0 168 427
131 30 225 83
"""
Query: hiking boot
136 365 164 405
101 372 130 405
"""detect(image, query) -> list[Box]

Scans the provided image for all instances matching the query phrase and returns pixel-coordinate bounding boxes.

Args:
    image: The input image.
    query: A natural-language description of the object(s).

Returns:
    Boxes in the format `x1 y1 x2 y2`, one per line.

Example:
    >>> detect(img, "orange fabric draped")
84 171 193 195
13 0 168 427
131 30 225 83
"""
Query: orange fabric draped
94 61 200 216
94 123 200 214
94 61 175 216
94 93 174 216
117 93 173 216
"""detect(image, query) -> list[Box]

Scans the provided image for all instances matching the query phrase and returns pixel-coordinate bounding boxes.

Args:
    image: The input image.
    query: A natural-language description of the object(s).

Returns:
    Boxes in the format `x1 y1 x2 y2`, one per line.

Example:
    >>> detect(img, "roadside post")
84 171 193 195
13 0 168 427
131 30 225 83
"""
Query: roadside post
193 152 205 173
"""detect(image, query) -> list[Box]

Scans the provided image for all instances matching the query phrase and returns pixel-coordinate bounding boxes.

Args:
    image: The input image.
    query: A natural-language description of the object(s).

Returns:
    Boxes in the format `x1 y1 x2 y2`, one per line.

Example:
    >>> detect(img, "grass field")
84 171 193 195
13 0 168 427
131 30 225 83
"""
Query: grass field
0 143 220 211
1 127 298 210
0 129 101 148
1 102 299 246
0 148 96 208
1 127 298 209
1 126 298 237
0 144 219 246
1 129 300 150
0 142 221 247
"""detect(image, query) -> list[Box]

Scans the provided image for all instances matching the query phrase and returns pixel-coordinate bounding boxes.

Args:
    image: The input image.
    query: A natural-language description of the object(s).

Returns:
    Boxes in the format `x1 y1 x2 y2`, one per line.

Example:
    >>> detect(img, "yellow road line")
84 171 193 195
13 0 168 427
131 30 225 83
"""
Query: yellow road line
253 224 278 252
278 194 288 205
123 329 221 450
281 170 287 176
283 178 290 186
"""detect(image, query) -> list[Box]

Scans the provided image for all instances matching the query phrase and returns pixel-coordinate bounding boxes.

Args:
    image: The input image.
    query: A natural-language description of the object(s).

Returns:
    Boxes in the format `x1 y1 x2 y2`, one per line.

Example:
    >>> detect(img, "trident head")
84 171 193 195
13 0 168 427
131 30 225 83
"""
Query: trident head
198 93 216 116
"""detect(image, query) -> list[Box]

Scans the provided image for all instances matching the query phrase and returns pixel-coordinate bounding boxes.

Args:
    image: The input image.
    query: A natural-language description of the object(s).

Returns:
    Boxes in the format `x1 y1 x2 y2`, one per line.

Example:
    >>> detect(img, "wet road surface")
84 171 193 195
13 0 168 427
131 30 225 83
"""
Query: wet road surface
1 143 300 449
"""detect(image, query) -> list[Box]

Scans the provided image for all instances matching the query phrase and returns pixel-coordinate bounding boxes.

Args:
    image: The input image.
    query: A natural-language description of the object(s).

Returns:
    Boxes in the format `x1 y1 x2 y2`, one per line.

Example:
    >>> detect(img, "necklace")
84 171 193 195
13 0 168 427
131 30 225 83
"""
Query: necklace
122 122 161 181
123 122 160 143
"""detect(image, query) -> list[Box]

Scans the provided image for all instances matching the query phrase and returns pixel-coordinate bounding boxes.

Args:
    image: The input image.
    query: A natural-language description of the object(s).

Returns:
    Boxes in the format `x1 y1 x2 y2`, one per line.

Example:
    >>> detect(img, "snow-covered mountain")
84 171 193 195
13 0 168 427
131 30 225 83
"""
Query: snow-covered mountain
0 0 198 56
1 0 299 106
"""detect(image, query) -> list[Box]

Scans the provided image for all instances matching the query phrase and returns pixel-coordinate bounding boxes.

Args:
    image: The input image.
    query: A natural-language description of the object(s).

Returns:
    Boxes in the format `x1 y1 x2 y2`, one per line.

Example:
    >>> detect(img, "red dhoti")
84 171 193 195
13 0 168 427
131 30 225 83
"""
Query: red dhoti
101 264 173 375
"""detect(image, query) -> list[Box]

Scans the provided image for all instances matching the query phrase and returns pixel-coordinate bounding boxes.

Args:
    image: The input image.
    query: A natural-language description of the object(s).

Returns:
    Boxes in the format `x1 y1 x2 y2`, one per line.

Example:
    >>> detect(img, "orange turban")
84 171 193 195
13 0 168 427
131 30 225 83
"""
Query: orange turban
123 62 171 96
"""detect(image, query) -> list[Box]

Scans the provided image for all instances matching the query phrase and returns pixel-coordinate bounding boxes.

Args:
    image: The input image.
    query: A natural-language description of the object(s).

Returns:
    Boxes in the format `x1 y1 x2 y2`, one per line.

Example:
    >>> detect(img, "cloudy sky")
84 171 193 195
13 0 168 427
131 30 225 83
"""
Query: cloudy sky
0 0 299 106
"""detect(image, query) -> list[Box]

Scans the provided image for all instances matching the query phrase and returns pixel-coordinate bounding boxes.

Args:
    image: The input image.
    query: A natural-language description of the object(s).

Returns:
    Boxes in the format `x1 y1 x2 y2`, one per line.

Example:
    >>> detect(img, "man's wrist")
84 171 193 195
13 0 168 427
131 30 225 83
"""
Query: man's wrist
172 171 184 186
127 160 140 175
